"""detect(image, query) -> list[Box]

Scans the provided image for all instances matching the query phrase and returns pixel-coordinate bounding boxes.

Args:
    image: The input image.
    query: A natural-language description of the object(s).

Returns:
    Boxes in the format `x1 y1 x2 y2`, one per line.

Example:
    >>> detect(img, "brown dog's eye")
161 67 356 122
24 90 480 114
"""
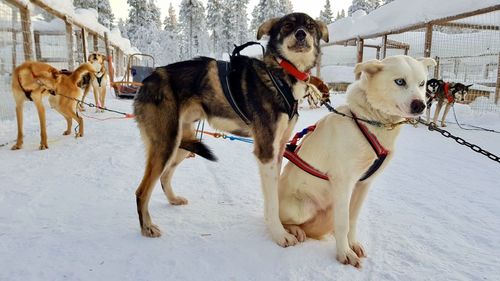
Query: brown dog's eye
283 23 294 31
306 23 315 30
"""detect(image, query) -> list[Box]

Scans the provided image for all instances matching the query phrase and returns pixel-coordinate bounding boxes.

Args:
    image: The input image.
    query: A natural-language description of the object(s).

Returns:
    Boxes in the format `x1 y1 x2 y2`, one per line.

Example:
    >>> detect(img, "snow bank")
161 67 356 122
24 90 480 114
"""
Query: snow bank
328 0 499 42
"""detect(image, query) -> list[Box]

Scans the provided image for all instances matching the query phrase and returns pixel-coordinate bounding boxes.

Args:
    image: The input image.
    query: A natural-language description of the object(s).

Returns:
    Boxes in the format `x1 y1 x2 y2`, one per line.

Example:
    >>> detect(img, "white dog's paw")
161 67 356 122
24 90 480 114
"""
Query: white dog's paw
168 196 188 205
272 229 299 247
285 225 306 242
350 241 366 258
336 248 362 268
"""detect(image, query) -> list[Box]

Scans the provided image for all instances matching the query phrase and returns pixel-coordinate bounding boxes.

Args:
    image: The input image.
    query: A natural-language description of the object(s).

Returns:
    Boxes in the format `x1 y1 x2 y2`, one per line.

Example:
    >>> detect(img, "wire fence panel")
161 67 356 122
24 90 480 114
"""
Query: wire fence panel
321 6 500 114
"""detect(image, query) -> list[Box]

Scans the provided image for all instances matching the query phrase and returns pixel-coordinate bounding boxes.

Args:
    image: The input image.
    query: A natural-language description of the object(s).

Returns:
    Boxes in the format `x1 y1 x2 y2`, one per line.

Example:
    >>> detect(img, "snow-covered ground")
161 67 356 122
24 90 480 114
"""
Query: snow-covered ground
1 94 499 281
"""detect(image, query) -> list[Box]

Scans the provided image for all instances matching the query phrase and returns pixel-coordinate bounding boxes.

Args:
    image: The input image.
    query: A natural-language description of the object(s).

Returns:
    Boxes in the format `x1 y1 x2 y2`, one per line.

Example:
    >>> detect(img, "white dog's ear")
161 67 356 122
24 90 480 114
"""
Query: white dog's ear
257 18 280 40
418 57 437 67
315 20 329 43
354 60 384 76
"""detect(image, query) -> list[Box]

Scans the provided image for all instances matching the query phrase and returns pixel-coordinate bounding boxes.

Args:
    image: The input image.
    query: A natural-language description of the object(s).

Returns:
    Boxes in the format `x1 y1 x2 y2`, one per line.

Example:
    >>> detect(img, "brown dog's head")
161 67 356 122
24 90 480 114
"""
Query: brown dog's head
88 52 105 72
257 13 329 72
53 63 97 98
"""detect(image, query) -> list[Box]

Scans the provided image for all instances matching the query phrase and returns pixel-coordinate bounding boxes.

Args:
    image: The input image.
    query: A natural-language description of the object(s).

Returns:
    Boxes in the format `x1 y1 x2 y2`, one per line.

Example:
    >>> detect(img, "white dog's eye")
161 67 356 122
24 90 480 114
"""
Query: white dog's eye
394 79 406 86
419 81 425 87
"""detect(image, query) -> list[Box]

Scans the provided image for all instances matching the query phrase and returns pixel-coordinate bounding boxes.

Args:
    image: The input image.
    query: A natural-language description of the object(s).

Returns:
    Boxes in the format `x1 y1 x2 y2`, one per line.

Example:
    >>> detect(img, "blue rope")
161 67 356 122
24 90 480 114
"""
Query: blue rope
223 134 254 143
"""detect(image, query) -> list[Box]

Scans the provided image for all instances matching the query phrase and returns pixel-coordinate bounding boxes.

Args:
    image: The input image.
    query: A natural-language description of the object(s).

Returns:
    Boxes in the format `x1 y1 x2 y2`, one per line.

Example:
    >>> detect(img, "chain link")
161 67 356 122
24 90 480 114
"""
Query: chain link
420 119 500 164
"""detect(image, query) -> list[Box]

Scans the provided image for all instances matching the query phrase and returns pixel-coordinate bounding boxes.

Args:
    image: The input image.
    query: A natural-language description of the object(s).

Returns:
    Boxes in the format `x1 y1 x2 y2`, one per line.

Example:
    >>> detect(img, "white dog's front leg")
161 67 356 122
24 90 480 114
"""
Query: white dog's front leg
348 180 372 258
332 179 361 268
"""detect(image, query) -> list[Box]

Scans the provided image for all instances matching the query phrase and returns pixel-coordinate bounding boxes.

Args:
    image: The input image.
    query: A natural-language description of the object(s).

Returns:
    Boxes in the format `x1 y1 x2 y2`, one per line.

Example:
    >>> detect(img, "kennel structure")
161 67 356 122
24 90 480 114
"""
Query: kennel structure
0 0 138 121
321 1 500 113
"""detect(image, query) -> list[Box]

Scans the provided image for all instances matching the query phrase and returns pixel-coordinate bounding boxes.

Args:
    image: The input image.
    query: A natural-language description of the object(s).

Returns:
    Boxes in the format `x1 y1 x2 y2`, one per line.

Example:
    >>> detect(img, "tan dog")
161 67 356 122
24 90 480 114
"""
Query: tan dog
11 61 97 150
81 53 108 112
278 55 436 267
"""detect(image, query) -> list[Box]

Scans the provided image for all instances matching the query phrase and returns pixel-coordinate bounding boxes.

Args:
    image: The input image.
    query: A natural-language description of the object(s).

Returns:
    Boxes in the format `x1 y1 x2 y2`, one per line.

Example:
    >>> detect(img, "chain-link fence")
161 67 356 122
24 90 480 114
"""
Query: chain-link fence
0 0 130 123
322 5 500 114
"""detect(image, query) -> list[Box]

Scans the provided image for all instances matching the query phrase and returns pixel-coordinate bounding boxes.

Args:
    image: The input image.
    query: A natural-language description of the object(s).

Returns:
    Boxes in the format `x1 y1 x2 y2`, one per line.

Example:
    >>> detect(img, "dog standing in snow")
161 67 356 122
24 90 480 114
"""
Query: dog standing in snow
278 55 436 267
133 13 329 246
81 52 109 112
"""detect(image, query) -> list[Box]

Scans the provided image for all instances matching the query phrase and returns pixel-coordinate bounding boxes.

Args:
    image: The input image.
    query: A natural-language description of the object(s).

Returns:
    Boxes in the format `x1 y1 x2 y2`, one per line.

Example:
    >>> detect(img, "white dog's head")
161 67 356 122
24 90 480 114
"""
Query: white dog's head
354 55 436 118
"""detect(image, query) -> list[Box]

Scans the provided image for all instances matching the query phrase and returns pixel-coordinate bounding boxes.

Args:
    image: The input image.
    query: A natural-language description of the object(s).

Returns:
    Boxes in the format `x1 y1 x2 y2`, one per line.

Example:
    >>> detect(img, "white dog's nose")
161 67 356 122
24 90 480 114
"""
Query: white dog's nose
410 100 426 114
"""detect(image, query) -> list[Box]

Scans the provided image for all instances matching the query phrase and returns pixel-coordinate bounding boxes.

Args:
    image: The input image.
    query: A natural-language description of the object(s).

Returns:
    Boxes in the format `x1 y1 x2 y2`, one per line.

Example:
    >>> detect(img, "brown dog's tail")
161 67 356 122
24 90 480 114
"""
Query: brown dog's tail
70 63 97 84
179 140 217 161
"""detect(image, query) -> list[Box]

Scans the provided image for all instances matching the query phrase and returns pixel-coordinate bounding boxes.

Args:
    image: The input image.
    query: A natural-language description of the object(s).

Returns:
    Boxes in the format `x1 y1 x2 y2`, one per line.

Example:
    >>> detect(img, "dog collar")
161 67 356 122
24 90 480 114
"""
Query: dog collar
275 57 310 82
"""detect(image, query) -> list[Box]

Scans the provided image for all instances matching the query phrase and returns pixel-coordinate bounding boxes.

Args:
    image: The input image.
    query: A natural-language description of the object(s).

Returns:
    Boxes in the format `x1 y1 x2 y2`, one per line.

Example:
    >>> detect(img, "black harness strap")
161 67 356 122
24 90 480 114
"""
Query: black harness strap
267 69 298 119
219 41 298 122
95 72 105 87
217 61 251 125
18 75 33 101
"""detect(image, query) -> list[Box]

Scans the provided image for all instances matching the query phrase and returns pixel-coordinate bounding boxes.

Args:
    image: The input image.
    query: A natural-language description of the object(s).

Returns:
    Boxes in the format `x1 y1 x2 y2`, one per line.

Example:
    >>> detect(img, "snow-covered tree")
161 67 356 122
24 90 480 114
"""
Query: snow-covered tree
164 3 178 33
179 0 210 59
147 0 162 29
118 18 127 38
348 0 379 16
207 0 224 57
319 0 334 24
250 0 288 38
383 0 395 4
74 0 115 29
279 0 293 14
335 9 346 20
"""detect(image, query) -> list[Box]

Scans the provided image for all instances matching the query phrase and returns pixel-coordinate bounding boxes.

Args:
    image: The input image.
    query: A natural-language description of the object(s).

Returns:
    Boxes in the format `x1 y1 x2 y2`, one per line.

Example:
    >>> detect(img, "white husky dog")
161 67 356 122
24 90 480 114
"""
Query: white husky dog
278 55 436 268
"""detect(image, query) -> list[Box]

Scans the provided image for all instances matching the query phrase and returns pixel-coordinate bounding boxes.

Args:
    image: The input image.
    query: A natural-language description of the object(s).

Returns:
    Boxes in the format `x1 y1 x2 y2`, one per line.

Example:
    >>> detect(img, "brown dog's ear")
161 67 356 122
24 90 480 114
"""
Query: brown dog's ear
354 59 384 76
315 20 329 43
418 57 437 67
257 17 280 40
50 68 60 79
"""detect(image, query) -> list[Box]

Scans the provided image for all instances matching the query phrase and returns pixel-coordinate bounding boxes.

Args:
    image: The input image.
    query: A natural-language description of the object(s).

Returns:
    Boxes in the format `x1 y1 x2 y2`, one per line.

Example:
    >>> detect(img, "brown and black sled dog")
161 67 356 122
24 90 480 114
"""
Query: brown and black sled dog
133 13 329 246
11 61 96 150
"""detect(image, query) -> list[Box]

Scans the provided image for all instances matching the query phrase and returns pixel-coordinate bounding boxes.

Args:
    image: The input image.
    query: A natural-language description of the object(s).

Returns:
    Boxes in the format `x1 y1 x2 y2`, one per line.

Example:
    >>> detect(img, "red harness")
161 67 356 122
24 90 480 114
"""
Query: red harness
443 82 453 103
283 112 389 182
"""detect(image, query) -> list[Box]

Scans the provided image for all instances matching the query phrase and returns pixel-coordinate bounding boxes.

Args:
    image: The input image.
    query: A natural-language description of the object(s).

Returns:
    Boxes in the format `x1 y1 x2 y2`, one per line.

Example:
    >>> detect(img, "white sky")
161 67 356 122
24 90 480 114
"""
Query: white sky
109 0 352 23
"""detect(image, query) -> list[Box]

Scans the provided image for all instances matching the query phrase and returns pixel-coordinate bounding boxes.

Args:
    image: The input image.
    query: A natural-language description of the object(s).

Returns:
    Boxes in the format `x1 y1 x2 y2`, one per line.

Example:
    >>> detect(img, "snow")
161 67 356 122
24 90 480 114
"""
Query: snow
32 0 137 54
328 0 500 42
1 91 499 280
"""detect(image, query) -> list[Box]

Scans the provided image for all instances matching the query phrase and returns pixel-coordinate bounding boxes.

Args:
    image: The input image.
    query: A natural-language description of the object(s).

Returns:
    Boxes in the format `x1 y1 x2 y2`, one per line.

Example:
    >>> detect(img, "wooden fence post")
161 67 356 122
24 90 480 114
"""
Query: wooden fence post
93 34 98 52
19 6 33 61
381 35 387 59
434 56 440 78
81 28 88 62
424 24 433 57
104 32 114 83
496 53 500 104
316 51 322 78
356 38 364 63
11 10 17 69
65 16 74 69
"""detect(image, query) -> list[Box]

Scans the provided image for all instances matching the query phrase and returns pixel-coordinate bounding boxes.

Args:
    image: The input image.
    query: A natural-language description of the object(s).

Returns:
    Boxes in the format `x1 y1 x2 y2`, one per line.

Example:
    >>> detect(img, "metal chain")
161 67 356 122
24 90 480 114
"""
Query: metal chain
418 119 500 164
322 101 418 129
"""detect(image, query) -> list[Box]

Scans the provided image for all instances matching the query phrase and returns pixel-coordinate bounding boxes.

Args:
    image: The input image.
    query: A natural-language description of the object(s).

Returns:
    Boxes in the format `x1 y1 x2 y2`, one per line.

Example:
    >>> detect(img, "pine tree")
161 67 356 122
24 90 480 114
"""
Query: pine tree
179 0 210 59
207 0 224 57
336 9 346 20
250 0 288 38
383 0 394 4
74 0 115 29
147 0 162 30
319 0 334 24
163 3 178 33
118 18 127 38
348 0 379 16
279 0 293 14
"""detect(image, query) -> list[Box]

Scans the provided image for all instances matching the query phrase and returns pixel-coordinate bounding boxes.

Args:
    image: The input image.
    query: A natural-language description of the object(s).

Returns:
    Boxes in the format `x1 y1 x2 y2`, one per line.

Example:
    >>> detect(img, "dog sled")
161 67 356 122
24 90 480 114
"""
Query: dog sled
112 53 155 98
